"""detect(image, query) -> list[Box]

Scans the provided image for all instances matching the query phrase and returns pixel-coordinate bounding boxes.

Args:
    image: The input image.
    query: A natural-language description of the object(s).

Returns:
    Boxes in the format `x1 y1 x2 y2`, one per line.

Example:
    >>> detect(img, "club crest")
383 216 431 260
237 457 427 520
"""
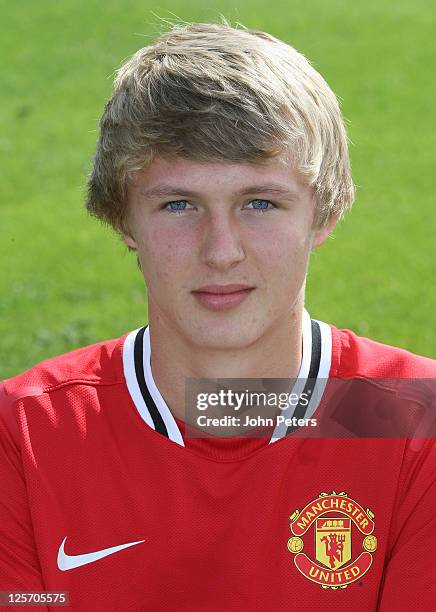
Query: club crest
287 491 377 589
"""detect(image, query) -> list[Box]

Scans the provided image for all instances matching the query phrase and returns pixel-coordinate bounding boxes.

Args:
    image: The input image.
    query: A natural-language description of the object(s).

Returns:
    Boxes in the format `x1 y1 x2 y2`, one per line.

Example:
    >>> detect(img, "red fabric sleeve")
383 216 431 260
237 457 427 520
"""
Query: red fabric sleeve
0 384 48 611
377 438 436 611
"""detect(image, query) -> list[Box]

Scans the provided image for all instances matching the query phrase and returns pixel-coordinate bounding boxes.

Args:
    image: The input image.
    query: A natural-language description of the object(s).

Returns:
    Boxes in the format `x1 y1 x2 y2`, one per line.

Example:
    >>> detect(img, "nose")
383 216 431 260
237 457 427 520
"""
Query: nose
200 212 246 270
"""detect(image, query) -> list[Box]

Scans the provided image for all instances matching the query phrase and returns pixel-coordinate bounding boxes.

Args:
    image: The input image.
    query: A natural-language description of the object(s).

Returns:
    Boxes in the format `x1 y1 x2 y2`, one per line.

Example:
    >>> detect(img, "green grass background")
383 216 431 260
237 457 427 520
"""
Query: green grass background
1 0 435 379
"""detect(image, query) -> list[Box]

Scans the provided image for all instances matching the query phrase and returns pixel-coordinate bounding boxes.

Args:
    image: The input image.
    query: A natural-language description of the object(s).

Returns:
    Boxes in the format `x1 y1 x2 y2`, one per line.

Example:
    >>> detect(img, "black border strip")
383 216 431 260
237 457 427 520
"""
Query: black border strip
134 327 169 437
285 319 322 432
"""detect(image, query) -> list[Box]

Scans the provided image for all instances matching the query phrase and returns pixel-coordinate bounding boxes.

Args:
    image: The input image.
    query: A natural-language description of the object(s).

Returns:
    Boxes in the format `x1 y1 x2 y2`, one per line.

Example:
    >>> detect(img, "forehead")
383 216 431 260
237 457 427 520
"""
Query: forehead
130 156 310 200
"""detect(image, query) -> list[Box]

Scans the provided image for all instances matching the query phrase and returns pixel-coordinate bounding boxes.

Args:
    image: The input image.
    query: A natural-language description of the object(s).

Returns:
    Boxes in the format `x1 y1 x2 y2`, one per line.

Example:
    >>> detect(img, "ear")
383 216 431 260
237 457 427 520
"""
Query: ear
122 233 137 250
311 213 340 250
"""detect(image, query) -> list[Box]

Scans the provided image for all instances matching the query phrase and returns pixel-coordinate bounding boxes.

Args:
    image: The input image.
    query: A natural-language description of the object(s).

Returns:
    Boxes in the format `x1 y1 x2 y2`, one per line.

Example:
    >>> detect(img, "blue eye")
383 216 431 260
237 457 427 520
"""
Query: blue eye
246 199 274 211
165 200 192 212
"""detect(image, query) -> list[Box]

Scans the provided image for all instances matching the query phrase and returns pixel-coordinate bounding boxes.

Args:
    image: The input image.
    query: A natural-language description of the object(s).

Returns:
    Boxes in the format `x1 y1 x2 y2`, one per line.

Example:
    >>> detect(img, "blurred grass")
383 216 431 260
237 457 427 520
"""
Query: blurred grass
1 0 435 378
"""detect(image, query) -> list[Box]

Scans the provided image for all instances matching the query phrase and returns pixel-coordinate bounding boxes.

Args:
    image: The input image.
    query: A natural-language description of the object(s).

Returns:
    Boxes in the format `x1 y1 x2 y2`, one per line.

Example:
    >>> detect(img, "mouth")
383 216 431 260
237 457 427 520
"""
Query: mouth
191 284 255 312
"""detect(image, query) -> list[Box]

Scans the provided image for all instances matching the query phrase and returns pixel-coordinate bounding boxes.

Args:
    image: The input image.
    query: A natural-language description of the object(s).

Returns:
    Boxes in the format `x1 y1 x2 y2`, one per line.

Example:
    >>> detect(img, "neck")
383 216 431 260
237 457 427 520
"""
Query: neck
147 302 305 422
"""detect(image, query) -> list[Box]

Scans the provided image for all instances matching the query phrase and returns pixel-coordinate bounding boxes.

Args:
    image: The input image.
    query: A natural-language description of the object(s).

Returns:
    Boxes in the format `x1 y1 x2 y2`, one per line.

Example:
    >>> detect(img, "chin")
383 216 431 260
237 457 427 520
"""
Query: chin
181 317 265 351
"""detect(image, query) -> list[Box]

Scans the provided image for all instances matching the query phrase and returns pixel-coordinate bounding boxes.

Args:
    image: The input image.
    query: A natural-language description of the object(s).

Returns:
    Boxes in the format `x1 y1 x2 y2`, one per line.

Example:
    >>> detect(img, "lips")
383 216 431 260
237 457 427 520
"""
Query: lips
192 284 255 311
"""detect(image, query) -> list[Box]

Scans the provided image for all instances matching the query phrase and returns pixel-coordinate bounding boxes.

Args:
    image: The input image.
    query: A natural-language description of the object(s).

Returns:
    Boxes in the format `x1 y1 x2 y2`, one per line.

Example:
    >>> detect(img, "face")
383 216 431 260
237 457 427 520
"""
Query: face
124 156 337 349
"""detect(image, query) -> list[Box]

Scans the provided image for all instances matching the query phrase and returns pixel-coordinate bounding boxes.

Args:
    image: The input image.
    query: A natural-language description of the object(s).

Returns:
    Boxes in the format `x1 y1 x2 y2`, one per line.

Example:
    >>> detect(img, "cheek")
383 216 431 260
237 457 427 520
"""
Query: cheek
251 223 311 272
136 222 195 285
249 227 312 310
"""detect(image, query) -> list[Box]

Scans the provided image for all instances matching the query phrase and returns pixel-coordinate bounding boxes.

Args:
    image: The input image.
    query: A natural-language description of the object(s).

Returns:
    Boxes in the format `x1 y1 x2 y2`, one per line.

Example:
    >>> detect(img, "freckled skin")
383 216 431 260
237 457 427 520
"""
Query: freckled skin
123 156 337 352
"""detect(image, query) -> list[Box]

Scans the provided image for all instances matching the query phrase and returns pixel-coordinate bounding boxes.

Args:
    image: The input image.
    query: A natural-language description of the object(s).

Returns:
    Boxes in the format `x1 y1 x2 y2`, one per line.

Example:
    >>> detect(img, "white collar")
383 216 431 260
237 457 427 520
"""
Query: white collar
122 308 332 447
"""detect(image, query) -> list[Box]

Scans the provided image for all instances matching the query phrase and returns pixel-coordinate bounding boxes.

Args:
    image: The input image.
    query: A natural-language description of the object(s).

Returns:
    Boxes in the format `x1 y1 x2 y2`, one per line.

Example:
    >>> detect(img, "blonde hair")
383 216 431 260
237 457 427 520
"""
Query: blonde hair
86 22 355 231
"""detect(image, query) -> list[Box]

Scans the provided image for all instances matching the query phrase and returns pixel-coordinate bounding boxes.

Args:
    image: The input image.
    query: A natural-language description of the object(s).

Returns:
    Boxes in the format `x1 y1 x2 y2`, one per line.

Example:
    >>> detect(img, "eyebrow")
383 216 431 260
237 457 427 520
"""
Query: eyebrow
138 183 299 201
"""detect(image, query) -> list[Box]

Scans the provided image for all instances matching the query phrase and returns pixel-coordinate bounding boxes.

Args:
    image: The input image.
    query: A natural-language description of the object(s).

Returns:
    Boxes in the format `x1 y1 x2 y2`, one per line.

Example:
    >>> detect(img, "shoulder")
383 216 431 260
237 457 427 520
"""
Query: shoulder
1 334 127 410
329 324 436 378
0 333 134 454
324 322 435 438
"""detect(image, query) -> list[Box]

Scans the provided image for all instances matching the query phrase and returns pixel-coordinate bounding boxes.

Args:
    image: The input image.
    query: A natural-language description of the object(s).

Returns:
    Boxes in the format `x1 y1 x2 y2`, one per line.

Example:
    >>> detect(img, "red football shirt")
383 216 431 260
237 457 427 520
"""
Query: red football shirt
0 310 435 611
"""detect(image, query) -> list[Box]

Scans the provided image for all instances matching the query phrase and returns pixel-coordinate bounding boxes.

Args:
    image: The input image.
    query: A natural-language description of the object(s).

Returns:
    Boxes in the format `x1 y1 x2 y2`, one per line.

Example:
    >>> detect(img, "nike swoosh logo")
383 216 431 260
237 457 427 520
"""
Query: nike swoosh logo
57 536 145 571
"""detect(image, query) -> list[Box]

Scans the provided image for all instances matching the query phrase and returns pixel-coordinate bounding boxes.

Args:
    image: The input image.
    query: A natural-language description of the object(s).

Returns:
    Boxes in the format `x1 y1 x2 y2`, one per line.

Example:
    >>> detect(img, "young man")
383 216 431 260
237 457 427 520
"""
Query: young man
0 22 434 611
